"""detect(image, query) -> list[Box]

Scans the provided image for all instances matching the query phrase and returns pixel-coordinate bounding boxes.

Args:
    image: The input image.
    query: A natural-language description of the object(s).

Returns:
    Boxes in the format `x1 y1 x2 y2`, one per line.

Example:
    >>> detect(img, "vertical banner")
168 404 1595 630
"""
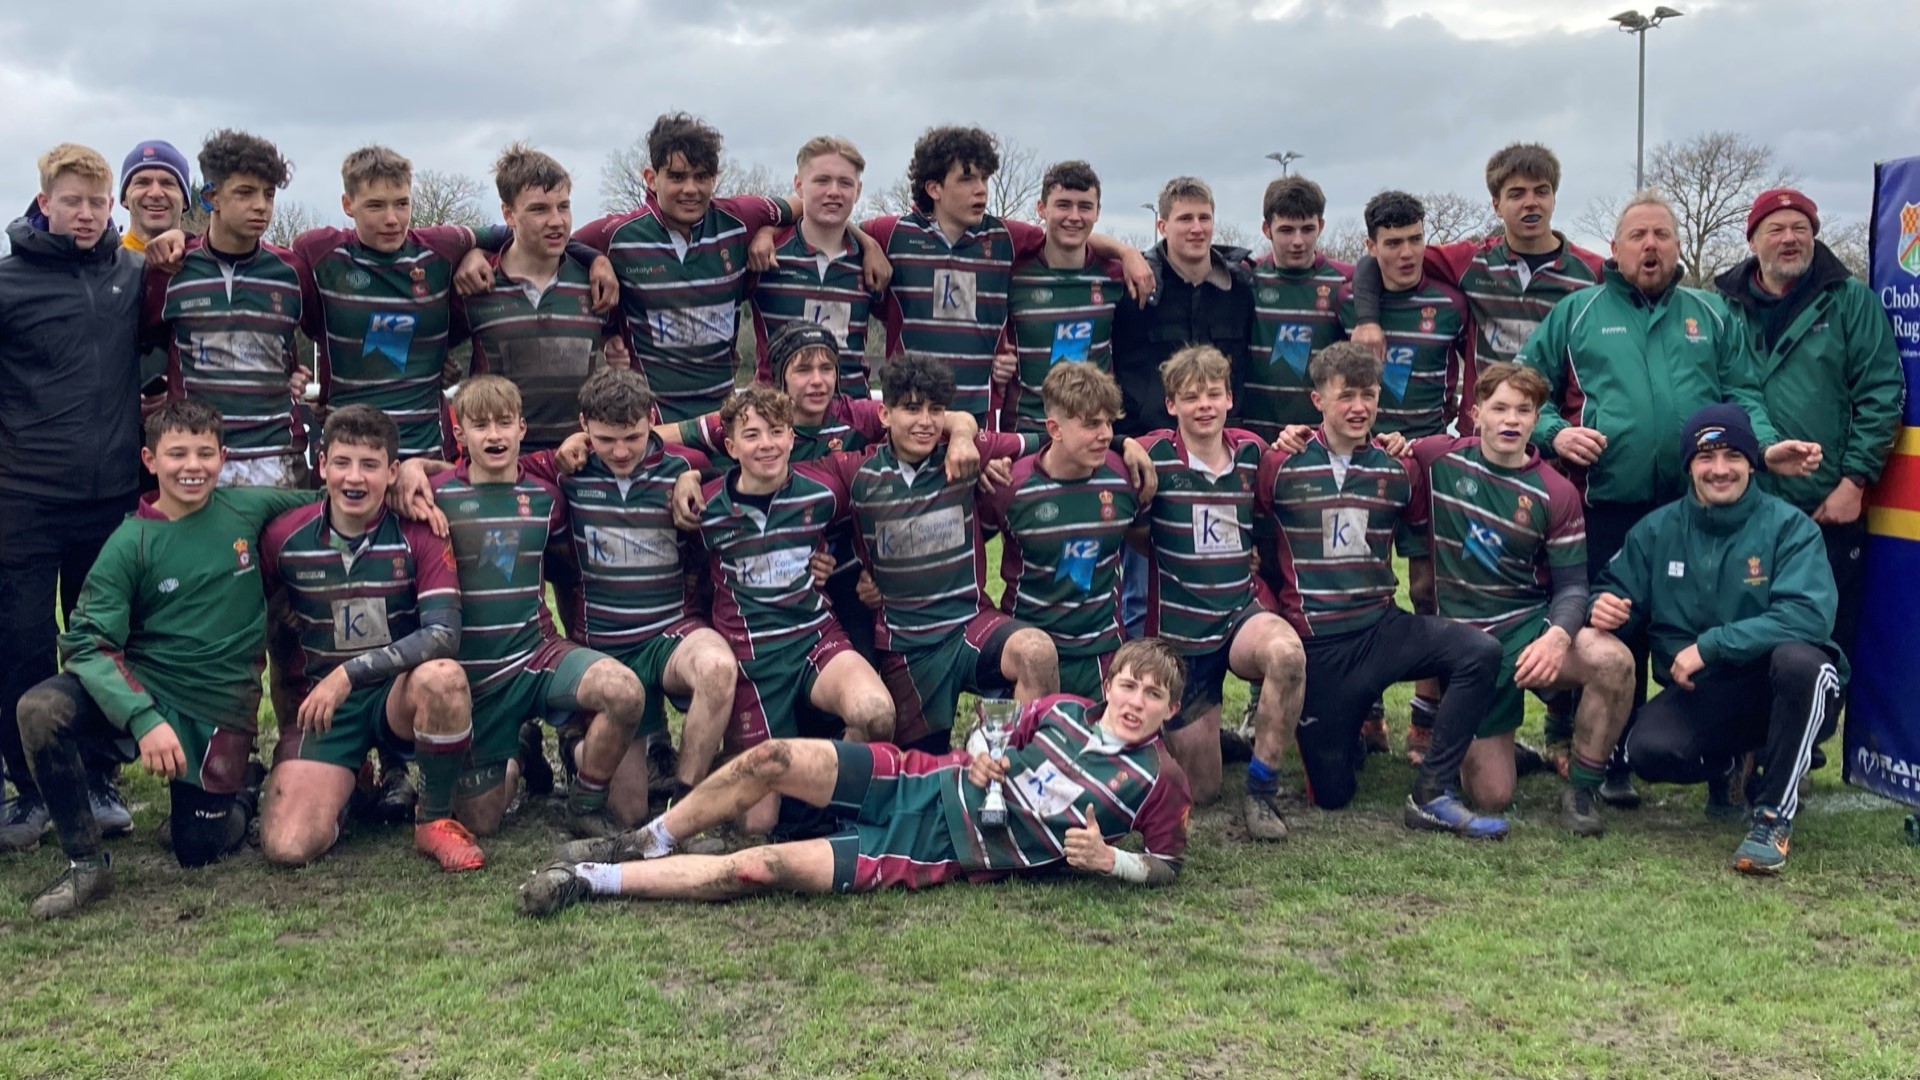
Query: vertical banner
1848 155 1920 804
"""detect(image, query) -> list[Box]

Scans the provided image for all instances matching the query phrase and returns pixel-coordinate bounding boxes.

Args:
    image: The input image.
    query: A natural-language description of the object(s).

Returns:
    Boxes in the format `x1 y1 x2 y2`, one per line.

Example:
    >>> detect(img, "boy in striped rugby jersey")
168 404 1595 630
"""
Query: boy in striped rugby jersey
862 126 1151 423
520 638 1192 913
147 130 309 490
982 363 1150 699
540 369 738 806
996 159 1124 435
1254 343 1506 839
1133 346 1306 821
461 144 619 452
399 377 648 851
665 386 897 835
844 353 1056 753
581 114 885 424
256 405 478 869
1246 176 1351 441
1407 364 1634 836
748 137 878 397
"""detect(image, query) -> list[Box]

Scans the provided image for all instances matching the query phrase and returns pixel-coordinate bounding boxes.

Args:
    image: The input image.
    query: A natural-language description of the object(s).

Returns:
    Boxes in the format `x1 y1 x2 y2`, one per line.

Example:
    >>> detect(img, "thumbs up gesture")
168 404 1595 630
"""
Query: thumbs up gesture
1064 803 1115 874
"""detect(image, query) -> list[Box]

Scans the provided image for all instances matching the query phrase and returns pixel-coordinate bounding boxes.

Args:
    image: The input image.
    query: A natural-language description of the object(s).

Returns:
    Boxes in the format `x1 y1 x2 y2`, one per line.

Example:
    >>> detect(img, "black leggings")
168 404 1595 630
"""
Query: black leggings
1298 608 1502 809
18 673 249 867
1623 642 1841 820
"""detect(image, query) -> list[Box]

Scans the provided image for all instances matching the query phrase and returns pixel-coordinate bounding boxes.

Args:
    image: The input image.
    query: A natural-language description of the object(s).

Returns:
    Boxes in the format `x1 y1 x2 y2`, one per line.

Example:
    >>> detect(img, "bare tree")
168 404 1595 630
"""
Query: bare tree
412 170 489 229
986 134 1043 223
1420 191 1500 245
1824 217 1870 281
1212 221 1254 250
265 200 321 248
857 174 917 221
1320 218 1369 266
1116 230 1156 253
598 138 787 211
1575 195 1622 251
1643 131 1799 287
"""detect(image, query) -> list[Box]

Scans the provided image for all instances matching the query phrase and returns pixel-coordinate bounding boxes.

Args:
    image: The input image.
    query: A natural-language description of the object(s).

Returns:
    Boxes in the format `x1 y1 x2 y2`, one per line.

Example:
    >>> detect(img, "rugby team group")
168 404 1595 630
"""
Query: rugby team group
0 110 1895 921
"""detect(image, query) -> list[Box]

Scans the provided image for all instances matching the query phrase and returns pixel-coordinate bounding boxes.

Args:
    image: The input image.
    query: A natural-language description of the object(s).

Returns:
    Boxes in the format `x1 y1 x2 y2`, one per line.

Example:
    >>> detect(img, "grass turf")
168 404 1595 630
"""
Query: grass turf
3 559 1917 1079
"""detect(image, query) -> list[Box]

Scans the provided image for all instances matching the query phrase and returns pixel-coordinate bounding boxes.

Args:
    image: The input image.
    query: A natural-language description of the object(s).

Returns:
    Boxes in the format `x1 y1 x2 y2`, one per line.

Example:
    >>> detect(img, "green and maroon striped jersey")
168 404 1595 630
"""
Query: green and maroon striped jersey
939 694 1191 875
462 250 614 451
575 194 794 423
815 432 1031 651
145 239 306 460
694 460 854 660
1246 253 1350 439
518 441 710 655
429 463 566 697
982 448 1144 659
864 212 1046 421
1338 278 1468 438
296 226 483 460
1410 435 1587 636
60 487 319 739
750 226 876 397
1139 428 1269 655
260 504 460 696
1255 431 1428 637
1423 235 1605 410
1001 256 1122 434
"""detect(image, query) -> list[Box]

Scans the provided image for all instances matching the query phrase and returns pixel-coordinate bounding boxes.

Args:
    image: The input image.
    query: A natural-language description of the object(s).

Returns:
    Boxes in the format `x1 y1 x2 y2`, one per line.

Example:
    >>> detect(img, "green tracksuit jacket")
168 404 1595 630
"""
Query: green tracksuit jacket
1593 481 1846 687
1715 244 1904 514
1519 263 1783 505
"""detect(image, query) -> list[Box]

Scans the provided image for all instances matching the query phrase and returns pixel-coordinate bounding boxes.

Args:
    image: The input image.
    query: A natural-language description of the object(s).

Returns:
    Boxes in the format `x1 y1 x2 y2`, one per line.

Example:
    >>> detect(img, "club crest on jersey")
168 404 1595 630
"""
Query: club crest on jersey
721 249 733 274
1454 476 1479 497
1259 288 1280 304
1315 284 1332 311
345 269 372 290
1035 502 1060 523
233 538 251 570
517 493 533 518
1090 283 1103 306
1420 306 1436 334
828 437 843 451
410 266 428 297
1745 555 1768 585
392 557 407 580
1029 287 1054 304
1685 317 1700 341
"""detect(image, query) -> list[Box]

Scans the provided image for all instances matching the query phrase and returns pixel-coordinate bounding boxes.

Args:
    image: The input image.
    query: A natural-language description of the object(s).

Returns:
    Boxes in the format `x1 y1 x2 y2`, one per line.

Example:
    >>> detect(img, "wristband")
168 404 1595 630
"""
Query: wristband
1107 849 1149 884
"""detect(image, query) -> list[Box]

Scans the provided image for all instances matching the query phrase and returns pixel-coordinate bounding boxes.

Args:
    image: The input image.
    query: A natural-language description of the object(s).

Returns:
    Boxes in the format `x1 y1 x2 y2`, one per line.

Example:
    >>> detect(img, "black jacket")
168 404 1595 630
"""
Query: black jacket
0 206 146 503
1110 242 1255 437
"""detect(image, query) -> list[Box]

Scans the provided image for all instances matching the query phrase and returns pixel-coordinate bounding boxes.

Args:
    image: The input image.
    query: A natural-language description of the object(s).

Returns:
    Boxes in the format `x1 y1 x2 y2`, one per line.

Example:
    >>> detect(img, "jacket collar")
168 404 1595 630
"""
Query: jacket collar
1682 478 1762 534
1713 241 1851 316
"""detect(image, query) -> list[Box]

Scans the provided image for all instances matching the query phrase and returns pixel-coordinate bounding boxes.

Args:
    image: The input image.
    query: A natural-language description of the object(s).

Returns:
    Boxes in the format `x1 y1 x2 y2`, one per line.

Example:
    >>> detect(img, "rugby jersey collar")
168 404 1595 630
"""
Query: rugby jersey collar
778 224 861 260
903 209 994 251
1078 704 1163 753
643 191 718 241
1463 438 1544 477
582 432 671 479
1308 426 1392 468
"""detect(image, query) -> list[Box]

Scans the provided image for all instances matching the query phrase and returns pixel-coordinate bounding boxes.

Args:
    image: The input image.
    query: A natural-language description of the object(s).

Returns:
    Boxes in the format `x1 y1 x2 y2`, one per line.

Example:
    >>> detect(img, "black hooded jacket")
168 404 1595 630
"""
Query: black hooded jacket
0 205 147 502
1110 242 1255 437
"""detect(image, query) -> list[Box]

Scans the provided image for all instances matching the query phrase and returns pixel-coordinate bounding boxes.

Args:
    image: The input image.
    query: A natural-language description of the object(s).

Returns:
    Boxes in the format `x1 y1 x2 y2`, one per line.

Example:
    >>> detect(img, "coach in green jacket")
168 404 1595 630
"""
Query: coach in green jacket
1592 404 1843 877
1714 188 1902 672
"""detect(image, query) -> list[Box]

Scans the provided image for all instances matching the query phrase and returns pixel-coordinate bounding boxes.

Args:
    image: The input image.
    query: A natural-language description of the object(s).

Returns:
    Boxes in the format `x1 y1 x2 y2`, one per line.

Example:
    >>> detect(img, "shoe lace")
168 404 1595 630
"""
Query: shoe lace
1745 817 1786 847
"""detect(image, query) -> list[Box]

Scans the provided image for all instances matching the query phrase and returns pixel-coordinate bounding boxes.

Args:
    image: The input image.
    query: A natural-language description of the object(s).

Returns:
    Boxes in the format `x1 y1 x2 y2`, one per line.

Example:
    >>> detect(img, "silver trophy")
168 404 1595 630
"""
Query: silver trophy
973 698 1019 827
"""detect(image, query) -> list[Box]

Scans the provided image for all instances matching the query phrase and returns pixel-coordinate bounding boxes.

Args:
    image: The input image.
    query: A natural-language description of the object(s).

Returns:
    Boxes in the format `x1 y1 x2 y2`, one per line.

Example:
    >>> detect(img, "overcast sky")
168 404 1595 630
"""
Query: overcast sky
2 0 1912 251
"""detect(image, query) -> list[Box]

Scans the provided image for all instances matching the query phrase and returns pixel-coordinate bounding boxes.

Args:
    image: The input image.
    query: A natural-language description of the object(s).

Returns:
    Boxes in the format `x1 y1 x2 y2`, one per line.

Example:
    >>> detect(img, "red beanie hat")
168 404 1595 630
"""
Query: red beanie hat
1747 188 1819 238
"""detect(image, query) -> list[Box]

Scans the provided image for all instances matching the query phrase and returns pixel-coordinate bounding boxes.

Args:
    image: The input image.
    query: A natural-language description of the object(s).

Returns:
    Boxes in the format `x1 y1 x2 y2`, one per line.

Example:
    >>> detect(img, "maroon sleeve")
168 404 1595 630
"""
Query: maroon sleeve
794 455 859 524
141 263 171 352
859 216 898 251
1424 239 1478 287
571 211 632 255
518 450 558 485
717 195 795 232
843 397 887 443
670 444 712 473
403 519 462 599
259 504 320 585
1004 219 1046 262
978 431 1028 460
414 226 479 267
1400 453 1431 532
1254 447 1291 518
1133 750 1193 871
1408 434 1469 472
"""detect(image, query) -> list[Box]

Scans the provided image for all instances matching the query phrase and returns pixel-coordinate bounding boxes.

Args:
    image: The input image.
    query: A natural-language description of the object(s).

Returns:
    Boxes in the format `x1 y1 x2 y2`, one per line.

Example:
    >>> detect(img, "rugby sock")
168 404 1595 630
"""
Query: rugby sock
1568 752 1608 791
570 769 610 815
1409 695 1439 731
415 726 472 823
639 816 677 859
576 861 624 896
1247 757 1280 796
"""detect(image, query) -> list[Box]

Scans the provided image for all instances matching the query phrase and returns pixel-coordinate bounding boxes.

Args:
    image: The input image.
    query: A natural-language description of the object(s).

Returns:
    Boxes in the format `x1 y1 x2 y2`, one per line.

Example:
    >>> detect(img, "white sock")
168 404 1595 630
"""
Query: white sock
576 861 624 895
641 817 676 859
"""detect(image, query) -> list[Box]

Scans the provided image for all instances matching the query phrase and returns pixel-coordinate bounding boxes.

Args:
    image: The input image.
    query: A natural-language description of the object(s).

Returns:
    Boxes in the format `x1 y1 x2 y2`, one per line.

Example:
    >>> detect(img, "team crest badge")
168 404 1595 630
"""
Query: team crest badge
1035 502 1060 522
1685 317 1700 340
233 538 251 570
1315 284 1331 311
271 292 283 314
1259 288 1280 304
1101 505 1115 521
410 265 428 298
516 493 532 518
1454 477 1478 496
392 557 407 580
721 250 733 274
345 269 372 290
1901 204 1920 277
1376 479 1387 497
1099 491 1114 504
1090 283 1103 306
828 437 843 452
1030 287 1054 304
1749 556 1762 577
981 240 993 258
804 508 814 526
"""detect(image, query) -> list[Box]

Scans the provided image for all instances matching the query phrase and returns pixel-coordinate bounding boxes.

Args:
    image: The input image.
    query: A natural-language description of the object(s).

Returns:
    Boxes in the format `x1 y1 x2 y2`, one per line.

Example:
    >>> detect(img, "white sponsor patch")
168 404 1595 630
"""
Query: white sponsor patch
186 328 286 374
735 546 813 589
1191 504 1241 555
1321 507 1370 558
332 597 392 650
583 525 679 569
931 269 977 321
647 301 737 347
1667 561 1686 578
1485 317 1535 356
1010 762 1088 819
802 299 853 346
875 506 965 561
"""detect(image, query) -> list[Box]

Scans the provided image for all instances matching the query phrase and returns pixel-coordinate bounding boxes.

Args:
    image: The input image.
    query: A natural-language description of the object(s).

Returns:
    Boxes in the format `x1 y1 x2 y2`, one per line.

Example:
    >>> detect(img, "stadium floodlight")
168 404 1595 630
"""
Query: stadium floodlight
1612 6 1682 189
